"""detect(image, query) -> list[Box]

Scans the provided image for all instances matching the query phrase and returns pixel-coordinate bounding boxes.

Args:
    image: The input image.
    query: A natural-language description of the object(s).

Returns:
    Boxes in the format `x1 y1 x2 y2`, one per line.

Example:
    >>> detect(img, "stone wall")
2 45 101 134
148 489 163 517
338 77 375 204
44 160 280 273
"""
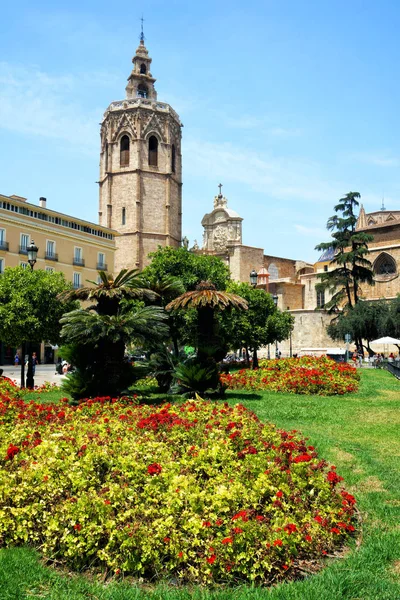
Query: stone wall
264 254 297 280
229 244 264 283
277 310 334 357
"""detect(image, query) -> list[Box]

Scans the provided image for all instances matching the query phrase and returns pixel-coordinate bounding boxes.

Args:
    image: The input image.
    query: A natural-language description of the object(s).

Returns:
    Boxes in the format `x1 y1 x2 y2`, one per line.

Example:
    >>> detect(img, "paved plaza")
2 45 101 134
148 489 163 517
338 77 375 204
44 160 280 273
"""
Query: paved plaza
1 364 67 387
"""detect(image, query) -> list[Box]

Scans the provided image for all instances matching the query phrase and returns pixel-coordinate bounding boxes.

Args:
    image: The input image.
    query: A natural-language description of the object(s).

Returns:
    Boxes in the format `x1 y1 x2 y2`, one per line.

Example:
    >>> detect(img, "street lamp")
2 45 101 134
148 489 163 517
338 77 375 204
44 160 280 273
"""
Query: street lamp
249 269 258 287
27 240 38 270
22 240 39 389
272 294 279 358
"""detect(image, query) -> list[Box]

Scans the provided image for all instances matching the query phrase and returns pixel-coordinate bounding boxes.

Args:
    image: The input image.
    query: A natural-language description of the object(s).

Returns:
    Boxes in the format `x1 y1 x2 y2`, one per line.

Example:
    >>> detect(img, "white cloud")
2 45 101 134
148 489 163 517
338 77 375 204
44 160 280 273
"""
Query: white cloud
0 62 118 156
350 151 400 167
183 137 342 203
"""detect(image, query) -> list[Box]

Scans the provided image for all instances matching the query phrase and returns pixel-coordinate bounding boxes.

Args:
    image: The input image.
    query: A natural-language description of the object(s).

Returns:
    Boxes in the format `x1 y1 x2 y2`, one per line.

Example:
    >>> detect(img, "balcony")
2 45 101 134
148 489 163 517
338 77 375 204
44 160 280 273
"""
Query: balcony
97 262 107 271
45 252 58 261
19 245 28 254
73 257 85 267
0 241 9 251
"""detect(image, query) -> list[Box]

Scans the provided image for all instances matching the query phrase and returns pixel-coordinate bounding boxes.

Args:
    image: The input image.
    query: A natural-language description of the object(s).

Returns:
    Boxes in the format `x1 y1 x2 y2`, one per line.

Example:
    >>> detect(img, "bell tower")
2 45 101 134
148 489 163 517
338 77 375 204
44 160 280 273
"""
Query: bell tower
98 31 183 272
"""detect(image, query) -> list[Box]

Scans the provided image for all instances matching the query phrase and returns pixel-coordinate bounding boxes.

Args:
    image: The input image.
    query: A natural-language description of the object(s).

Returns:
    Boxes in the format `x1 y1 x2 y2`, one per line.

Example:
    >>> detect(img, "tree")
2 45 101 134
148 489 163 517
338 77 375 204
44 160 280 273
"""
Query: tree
327 300 388 355
0 267 77 348
315 192 374 311
219 282 294 367
142 246 231 291
166 281 248 393
59 270 168 398
141 247 232 356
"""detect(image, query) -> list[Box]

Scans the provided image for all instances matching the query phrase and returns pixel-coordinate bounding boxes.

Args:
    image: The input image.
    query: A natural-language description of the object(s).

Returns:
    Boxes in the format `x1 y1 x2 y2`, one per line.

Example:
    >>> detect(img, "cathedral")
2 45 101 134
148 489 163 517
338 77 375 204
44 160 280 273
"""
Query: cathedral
98 34 400 355
98 32 183 272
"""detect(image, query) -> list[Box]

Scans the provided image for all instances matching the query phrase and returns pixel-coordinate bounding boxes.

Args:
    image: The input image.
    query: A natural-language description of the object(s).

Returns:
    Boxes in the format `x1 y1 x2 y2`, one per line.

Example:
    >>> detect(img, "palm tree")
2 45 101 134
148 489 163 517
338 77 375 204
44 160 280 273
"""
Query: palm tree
59 269 157 315
58 269 166 398
166 281 248 361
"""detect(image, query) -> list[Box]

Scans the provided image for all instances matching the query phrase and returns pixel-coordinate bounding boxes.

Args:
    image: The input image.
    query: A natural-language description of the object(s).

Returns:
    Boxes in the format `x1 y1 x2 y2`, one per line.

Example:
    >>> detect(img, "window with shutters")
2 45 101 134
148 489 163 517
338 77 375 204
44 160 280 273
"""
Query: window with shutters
120 135 130 167
73 272 81 289
316 290 325 308
149 136 158 166
20 233 29 253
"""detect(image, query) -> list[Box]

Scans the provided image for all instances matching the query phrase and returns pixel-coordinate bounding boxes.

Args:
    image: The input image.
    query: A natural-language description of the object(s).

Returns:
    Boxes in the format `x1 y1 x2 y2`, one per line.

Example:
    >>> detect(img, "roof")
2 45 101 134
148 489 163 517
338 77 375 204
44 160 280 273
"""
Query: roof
317 247 335 262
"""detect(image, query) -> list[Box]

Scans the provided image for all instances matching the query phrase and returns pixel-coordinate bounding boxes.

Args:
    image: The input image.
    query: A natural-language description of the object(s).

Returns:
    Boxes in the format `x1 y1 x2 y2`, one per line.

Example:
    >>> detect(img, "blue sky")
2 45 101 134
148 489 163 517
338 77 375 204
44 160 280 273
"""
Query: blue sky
2 1 400 263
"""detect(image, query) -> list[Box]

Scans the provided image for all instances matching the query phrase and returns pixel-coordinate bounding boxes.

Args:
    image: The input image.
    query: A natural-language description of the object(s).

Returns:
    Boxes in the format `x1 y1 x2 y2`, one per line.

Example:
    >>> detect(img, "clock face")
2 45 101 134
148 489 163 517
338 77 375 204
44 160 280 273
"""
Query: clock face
214 211 225 223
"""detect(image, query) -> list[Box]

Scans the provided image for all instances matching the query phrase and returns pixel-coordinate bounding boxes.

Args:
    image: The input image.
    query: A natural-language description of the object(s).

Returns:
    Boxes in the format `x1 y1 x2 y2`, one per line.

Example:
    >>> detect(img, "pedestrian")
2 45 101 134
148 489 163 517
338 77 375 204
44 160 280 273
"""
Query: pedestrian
14 353 20 366
32 352 37 376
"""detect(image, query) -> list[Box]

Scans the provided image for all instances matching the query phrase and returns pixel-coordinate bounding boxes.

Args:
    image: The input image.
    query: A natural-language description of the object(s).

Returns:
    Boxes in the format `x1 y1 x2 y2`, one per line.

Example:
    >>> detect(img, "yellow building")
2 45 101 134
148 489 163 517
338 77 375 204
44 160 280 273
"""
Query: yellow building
0 192 116 364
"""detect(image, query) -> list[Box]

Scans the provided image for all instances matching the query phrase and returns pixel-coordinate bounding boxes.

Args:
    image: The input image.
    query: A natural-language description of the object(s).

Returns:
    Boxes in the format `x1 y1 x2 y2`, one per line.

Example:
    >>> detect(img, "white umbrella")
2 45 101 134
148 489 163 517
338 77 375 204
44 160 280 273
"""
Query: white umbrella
370 336 400 345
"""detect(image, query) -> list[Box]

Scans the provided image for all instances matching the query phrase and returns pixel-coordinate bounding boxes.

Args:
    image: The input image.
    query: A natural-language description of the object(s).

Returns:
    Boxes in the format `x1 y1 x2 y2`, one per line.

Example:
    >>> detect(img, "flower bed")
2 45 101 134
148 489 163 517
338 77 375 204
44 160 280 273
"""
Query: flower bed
221 356 359 395
0 389 356 584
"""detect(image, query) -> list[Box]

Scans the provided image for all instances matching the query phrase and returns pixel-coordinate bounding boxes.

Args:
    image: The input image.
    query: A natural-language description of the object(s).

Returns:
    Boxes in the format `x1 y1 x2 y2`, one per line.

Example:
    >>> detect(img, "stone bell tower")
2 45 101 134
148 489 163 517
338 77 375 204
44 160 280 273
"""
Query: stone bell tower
98 30 183 272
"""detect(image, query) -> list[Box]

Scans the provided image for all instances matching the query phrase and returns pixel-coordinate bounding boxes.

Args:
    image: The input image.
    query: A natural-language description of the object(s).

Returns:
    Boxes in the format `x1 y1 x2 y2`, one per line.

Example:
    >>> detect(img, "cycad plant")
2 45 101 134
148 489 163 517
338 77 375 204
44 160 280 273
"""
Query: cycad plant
59 269 167 399
166 281 248 394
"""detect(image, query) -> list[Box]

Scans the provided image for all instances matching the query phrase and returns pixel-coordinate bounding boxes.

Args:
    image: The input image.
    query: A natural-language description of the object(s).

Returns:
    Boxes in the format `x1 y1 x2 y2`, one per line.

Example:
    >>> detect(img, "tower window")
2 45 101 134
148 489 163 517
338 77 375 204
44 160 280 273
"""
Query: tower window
120 135 130 167
149 136 158 166
122 207 126 225
137 84 148 98
140 63 147 74
171 144 176 173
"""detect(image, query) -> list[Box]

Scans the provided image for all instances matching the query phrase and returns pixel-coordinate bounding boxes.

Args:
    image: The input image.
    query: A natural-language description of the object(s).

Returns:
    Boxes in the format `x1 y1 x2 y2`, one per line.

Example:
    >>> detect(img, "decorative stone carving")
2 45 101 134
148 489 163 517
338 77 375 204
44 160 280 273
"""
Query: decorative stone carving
213 225 228 252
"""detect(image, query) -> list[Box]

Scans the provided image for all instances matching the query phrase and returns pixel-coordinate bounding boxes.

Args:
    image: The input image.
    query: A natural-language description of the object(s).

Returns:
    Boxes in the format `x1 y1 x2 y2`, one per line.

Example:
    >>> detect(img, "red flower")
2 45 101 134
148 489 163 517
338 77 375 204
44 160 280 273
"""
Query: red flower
293 453 312 463
74 523 82 531
330 527 340 534
221 537 233 544
284 523 297 534
207 554 216 564
232 527 243 535
305 534 312 542
5 444 20 461
163 537 171 543
273 539 283 546
215 518 224 526
202 521 212 527
276 490 283 498
147 463 162 476
178 551 183 558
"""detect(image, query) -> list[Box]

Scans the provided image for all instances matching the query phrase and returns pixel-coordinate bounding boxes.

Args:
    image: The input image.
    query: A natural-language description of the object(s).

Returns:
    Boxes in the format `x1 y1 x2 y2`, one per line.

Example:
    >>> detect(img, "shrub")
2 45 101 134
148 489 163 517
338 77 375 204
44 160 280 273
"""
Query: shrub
0 392 356 584
221 356 359 395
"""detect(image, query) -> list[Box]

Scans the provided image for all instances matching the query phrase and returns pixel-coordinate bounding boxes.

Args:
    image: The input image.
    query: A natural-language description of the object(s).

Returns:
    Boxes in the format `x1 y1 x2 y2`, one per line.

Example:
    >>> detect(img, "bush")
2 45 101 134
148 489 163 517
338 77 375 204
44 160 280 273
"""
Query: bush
221 356 360 395
0 391 356 584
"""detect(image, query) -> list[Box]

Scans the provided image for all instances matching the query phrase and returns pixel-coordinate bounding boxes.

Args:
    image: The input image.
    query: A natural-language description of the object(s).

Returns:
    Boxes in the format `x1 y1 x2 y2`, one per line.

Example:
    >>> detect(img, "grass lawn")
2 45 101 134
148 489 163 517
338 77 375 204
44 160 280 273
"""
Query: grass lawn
1 369 399 599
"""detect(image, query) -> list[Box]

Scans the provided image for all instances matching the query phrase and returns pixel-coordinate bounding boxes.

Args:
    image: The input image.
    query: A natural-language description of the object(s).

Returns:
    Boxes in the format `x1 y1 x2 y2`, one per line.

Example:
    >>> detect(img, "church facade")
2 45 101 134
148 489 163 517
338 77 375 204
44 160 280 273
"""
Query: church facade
98 35 183 272
199 191 400 356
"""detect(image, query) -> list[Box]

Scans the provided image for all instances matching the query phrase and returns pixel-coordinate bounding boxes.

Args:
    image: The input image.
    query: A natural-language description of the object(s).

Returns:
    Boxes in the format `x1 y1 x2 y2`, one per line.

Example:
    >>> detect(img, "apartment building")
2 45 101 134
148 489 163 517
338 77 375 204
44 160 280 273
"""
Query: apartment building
0 193 117 364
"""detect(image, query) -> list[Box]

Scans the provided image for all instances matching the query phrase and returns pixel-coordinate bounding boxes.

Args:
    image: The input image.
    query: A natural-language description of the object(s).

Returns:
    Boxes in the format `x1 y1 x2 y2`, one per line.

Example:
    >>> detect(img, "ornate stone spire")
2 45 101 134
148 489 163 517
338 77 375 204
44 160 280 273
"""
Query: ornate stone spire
125 27 157 101
356 204 367 230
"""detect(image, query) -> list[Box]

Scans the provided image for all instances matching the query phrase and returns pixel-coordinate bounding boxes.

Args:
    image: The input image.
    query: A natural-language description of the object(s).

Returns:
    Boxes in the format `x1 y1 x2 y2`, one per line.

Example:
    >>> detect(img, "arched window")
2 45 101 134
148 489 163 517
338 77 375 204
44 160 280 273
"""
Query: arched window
137 83 148 98
171 144 176 173
122 207 126 226
120 135 130 167
140 63 147 74
374 252 397 276
149 136 158 166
